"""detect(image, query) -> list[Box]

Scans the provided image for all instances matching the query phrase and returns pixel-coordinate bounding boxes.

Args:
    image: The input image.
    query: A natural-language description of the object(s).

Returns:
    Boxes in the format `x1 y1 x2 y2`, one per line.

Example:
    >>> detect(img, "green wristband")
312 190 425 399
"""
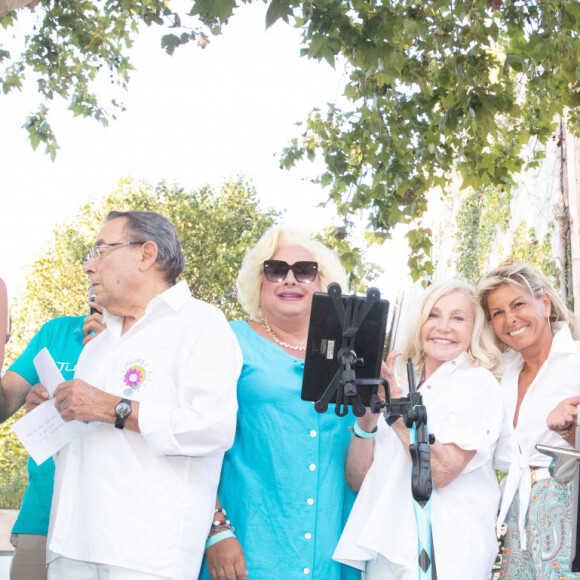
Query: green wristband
352 421 378 439
205 529 235 550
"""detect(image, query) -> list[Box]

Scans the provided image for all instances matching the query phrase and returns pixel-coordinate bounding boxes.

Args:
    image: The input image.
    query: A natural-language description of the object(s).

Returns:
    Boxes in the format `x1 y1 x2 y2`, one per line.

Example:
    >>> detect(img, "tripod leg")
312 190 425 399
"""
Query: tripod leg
314 371 340 413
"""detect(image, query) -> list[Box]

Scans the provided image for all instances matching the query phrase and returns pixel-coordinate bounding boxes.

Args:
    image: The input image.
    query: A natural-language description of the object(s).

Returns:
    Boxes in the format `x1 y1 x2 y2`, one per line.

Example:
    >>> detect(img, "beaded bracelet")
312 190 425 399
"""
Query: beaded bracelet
205 529 235 550
211 518 233 534
352 422 378 439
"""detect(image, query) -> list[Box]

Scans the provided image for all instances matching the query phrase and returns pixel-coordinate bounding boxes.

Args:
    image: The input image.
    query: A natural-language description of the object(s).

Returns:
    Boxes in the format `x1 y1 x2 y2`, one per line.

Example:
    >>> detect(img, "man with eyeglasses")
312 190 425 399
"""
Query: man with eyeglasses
26 210 242 580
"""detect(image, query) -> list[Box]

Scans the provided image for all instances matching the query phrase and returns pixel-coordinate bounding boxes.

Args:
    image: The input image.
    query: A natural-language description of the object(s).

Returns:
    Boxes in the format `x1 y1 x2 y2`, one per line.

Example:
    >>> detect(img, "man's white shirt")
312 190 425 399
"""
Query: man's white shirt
47 281 242 579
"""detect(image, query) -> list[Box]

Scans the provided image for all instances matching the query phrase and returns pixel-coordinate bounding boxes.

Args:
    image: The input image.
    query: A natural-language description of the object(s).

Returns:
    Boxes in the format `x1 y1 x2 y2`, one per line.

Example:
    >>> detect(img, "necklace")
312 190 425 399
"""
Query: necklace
261 319 306 352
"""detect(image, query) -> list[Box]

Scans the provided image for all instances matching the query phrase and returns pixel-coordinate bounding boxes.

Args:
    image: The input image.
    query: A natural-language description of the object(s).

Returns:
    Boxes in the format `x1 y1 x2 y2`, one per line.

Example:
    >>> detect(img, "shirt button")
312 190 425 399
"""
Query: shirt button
426 384 431 389
309 464 316 471
304 568 311 575
305 532 312 540
310 430 317 437
452 360 456 365
307 498 314 505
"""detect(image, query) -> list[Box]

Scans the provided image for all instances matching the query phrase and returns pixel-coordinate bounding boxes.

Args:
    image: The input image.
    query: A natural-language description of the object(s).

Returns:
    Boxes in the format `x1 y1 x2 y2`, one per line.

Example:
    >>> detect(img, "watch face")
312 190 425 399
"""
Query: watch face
115 401 131 418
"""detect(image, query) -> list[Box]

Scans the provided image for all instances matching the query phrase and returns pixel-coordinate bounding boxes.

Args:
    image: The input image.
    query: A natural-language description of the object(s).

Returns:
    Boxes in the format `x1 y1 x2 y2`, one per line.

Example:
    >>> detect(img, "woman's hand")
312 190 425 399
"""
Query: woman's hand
206 537 248 580
381 350 403 398
547 396 580 432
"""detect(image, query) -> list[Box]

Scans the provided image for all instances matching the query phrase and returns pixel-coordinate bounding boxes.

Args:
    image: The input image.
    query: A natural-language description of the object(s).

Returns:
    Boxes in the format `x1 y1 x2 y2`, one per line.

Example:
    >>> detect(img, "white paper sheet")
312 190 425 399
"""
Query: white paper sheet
11 347 98 465
32 347 65 397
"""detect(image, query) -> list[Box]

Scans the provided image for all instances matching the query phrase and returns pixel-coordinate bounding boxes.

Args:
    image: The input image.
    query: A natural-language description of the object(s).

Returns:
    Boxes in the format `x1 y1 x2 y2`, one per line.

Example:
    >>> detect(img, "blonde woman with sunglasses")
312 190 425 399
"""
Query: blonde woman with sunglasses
198 226 361 580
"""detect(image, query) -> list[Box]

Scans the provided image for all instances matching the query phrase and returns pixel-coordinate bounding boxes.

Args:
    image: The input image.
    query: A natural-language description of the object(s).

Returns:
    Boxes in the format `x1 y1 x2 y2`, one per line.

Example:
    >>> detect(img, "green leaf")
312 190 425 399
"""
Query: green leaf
265 0 293 28
191 0 236 24
320 172 333 188
2 73 22 94
29 132 41 151
161 33 181 56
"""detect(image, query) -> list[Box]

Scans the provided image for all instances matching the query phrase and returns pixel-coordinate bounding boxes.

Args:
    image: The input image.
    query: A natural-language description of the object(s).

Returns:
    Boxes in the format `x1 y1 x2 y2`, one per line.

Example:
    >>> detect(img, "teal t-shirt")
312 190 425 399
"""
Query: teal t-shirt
9 315 85 536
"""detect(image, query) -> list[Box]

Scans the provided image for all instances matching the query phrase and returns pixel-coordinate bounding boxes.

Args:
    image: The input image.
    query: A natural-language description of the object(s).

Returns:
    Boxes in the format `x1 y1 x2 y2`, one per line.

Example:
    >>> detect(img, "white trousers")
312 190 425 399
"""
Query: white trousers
47 557 171 580
365 554 418 580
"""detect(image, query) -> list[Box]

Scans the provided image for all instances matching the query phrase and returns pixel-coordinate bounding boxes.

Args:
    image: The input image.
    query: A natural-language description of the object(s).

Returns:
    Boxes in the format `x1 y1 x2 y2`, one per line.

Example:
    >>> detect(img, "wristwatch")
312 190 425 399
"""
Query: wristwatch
114 398 132 429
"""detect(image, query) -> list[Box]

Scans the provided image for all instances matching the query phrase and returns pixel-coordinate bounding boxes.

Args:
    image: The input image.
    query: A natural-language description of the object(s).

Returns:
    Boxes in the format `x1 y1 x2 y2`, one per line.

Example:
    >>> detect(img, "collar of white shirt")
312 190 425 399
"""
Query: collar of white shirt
102 280 190 337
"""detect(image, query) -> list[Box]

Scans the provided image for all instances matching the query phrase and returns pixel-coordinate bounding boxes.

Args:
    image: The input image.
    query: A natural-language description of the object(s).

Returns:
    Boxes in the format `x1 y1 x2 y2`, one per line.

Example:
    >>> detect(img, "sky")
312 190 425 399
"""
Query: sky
0 2 409 302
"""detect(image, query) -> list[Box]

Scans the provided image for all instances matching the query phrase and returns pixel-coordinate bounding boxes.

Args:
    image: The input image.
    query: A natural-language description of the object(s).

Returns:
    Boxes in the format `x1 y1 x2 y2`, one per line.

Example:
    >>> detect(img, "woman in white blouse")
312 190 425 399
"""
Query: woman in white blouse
477 262 580 579
334 279 508 579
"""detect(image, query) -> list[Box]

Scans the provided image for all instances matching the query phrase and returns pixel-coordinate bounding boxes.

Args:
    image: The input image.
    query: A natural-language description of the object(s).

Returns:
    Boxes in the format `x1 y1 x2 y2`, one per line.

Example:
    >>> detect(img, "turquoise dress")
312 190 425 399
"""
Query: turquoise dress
199 321 360 580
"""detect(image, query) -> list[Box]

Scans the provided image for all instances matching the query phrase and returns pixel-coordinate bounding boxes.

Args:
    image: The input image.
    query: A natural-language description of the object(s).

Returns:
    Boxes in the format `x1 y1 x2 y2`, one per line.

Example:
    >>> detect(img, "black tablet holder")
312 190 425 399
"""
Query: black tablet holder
304 283 437 578
311 283 388 418
305 283 434 503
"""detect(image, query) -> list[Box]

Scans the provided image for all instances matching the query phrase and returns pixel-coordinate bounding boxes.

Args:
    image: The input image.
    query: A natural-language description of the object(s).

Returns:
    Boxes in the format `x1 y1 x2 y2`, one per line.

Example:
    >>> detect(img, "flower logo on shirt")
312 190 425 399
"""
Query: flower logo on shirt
123 365 146 396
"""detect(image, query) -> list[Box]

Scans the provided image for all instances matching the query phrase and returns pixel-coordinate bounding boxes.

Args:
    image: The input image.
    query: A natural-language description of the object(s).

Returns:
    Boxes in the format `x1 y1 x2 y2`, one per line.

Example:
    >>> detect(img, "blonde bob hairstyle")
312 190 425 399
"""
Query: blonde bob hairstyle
400 279 502 374
237 226 349 321
476 261 580 349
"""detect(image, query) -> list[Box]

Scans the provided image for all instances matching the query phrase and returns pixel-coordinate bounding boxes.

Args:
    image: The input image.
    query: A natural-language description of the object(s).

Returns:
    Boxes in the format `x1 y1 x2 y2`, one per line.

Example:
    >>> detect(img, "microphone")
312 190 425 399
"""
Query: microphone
88 283 97 315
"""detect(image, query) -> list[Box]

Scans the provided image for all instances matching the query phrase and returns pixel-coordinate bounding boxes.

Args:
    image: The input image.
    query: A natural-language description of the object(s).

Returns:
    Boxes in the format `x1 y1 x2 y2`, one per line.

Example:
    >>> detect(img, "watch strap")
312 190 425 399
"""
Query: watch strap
114 398 132 430
115 414 127 429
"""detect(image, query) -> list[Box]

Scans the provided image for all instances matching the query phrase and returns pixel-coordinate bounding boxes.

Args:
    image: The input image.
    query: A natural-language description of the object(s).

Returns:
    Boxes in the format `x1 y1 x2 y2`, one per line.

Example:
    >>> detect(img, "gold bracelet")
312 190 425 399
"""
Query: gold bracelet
558 424 575 438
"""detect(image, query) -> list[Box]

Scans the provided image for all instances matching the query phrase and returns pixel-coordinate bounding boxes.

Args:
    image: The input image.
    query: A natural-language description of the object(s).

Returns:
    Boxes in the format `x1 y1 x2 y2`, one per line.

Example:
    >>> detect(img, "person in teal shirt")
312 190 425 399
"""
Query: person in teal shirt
200 227 361 580
1 315 92 579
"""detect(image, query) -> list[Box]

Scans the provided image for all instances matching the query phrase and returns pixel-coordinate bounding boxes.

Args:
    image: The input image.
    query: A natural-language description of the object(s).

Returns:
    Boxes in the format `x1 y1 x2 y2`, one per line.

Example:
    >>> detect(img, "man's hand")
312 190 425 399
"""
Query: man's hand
54 379 112 422
25 383 50 413
547 396 580 432
206 537 248 580
83 302 106 345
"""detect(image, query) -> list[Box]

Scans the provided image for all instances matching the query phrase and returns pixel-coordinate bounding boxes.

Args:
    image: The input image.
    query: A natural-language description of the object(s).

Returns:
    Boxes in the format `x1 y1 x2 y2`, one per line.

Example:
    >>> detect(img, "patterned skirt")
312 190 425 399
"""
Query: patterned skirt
500 477 580 579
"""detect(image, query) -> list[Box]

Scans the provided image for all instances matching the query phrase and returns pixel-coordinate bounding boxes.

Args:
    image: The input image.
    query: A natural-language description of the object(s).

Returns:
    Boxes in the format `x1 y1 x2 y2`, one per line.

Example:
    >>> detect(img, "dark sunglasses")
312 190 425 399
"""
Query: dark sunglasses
263 260 319 283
